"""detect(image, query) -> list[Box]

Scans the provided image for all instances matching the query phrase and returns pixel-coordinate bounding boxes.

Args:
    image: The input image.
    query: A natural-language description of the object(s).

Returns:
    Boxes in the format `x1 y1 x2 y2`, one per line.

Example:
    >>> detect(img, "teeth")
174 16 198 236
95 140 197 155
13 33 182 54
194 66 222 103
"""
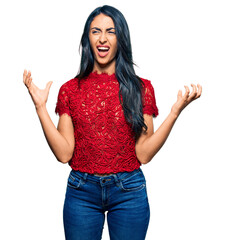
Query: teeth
98 47 109 50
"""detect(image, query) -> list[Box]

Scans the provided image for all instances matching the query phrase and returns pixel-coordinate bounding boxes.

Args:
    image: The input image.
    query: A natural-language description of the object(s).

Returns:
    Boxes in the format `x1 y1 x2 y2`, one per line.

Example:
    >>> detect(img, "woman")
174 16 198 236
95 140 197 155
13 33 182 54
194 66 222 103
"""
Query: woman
23 5 202 240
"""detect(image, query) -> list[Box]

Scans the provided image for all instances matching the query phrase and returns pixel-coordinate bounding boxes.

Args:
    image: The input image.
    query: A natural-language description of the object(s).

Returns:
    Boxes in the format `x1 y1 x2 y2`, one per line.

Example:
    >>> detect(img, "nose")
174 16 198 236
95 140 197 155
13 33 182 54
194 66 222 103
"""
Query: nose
99 32 107 44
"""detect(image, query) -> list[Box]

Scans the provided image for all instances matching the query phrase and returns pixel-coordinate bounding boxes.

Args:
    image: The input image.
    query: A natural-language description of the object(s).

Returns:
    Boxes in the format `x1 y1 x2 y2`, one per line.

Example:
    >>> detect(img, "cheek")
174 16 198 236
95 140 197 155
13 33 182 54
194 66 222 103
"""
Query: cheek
111 39 118 54
89 41 94 51
89 36 96 51
113 43 118 55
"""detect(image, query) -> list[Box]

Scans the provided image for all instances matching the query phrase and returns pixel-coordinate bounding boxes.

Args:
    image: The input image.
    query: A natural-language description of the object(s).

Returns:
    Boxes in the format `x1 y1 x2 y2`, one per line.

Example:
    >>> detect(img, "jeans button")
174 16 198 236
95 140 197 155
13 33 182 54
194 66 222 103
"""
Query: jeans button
102 179 106 183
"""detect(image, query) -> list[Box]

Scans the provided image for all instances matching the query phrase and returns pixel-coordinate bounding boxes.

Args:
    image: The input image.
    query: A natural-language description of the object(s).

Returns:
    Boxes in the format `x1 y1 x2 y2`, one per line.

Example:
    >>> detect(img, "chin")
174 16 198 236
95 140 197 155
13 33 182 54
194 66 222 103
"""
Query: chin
95 57 115 67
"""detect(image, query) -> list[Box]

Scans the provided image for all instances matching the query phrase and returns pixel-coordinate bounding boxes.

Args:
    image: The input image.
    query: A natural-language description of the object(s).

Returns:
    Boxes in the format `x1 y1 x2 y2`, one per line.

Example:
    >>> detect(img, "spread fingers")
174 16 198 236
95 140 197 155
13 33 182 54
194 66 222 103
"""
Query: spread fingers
196 84 202 98
23 69 27 83
184 85 190 99
188 84 197 101
23 70 32 88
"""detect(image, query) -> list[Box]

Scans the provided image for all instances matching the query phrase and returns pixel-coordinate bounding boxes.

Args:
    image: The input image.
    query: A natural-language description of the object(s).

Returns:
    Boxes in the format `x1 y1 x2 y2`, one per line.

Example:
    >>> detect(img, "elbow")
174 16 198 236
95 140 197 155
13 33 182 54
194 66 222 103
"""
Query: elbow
141 159 149 165
59 158 70 164
57 152 73 164
139 156 153 165
135 145 153 165
136 151 153 165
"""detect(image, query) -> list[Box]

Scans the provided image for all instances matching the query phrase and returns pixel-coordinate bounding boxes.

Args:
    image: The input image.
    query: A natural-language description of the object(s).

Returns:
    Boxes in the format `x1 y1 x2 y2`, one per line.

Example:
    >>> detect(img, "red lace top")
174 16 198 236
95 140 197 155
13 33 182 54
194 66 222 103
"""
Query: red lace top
55 71 158 174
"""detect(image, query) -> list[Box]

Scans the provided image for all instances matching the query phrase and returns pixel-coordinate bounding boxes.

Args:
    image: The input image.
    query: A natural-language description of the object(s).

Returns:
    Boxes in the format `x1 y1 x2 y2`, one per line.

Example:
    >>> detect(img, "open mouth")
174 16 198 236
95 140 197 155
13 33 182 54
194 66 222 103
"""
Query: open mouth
97 46 110 52
97 46 110 57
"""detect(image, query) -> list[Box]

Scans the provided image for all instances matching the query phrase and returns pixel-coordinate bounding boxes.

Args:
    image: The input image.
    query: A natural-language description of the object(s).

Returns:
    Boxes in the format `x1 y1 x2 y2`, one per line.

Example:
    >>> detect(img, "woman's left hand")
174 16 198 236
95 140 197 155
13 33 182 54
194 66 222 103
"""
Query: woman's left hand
171 84 202 117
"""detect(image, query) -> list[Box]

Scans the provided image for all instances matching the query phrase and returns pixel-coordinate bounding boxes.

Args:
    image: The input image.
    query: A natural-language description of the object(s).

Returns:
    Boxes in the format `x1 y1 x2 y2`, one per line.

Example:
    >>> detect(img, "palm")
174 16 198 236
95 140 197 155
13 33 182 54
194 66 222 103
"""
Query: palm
171 84 202 116
23 70 53 109
29 82 49 107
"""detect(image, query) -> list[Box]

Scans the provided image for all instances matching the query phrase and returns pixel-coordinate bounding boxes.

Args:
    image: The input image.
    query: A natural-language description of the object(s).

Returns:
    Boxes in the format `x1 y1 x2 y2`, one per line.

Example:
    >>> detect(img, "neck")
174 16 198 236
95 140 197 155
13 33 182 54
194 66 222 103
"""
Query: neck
92 60 116 75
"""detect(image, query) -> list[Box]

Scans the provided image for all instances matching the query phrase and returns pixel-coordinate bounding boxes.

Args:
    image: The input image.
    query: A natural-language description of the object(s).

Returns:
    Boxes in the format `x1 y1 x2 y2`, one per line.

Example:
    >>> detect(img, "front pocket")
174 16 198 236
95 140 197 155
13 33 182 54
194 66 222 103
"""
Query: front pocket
67 172 82 189
119 171 146 192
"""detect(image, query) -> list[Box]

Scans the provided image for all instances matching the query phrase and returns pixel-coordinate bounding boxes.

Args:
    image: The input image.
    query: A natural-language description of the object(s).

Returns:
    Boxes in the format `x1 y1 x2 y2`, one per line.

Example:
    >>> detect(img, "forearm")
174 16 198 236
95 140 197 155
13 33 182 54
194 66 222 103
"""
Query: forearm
139 111 178 164
36 105 73 163
136 83 202 164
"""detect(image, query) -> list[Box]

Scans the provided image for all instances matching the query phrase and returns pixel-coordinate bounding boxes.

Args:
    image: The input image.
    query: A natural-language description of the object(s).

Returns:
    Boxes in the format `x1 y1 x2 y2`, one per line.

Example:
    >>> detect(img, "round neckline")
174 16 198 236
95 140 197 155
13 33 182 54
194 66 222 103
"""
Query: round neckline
89 70 116 80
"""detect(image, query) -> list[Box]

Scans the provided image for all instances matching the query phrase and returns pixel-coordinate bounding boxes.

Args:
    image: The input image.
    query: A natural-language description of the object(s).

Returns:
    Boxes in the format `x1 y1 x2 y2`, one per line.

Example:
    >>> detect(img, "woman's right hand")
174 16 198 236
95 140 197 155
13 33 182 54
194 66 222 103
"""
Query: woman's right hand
23 69 53 110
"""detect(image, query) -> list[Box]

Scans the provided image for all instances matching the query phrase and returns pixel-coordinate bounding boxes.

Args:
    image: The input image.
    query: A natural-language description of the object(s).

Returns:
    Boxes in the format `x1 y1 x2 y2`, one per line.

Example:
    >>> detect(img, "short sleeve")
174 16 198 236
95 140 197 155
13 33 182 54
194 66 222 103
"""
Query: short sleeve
142 79 159 117
55 82 71 117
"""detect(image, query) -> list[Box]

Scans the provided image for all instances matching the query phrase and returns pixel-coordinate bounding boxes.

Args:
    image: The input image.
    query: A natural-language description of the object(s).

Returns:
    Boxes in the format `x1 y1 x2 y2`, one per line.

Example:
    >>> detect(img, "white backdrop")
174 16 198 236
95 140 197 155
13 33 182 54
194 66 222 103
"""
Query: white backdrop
1 0 225 239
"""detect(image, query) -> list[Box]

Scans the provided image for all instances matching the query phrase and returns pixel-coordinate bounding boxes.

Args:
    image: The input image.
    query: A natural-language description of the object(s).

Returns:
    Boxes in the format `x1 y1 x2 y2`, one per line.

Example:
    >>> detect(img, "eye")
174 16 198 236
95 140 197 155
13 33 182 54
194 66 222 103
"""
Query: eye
92 30 99 34
108 31 116 34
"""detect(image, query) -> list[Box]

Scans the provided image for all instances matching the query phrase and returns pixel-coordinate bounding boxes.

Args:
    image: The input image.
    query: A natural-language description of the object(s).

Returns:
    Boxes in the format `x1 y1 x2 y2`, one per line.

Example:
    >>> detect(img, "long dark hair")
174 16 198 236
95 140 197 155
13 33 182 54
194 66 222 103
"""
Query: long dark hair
75 5 147 139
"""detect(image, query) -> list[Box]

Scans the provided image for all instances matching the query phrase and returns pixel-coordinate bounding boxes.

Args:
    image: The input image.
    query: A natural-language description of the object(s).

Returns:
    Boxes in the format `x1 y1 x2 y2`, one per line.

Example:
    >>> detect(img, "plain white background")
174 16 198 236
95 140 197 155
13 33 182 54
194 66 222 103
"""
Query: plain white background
1 0 225 239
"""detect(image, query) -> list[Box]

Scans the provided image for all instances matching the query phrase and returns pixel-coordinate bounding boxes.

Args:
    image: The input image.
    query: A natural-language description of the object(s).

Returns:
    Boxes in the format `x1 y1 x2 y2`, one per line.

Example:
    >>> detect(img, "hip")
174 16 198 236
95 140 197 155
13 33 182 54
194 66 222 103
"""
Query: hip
65 167 148 195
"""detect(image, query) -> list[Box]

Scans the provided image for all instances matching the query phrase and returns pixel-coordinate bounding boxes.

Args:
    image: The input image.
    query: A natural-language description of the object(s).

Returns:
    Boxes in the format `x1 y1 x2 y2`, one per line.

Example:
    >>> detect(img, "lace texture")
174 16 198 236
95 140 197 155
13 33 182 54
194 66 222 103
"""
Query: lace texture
55 72 158 174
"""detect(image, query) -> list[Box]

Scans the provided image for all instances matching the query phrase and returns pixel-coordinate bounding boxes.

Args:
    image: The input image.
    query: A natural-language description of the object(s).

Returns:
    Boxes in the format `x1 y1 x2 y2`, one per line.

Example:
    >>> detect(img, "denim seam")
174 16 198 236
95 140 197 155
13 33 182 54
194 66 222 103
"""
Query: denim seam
67 179 81 189
120 170 141 181
71 169 142 184
119 182 146 192
71 172 82 179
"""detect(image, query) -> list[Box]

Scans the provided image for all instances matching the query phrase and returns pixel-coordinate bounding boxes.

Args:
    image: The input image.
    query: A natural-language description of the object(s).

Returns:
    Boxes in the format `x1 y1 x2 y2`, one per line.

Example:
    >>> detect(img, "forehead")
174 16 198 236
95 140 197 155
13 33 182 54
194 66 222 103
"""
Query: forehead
90 13 115 29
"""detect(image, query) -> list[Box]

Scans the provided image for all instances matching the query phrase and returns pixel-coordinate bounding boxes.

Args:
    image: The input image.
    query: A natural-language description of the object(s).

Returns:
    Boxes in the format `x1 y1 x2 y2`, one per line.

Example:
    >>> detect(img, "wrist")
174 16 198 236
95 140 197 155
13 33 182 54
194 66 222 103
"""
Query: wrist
36 104 47 113
170 109 180 120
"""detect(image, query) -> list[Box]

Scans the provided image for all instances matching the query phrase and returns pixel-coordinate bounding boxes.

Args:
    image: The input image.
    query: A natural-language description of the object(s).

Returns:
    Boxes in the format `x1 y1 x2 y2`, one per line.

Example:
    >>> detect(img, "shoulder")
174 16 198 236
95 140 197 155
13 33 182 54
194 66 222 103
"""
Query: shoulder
60 78 78 89
139 76 153 85
138 77 155 93
58 78 78 94
139 76 159 116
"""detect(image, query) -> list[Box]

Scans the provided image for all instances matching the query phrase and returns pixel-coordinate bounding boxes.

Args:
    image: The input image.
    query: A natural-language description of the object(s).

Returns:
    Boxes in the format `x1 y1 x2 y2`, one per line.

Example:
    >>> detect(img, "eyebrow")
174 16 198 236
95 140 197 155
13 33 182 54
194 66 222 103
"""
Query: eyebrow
90 27 116 31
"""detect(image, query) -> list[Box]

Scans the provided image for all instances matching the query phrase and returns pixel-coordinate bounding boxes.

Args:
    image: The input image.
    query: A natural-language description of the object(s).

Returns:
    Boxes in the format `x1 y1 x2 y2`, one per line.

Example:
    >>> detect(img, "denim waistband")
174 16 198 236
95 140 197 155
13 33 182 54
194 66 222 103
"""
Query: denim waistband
71 167 142 184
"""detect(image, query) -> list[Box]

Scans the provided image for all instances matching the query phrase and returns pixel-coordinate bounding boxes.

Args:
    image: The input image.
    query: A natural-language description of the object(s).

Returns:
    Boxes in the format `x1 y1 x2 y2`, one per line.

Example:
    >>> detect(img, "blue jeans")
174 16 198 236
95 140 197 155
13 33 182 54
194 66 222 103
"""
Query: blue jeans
63 167 150 240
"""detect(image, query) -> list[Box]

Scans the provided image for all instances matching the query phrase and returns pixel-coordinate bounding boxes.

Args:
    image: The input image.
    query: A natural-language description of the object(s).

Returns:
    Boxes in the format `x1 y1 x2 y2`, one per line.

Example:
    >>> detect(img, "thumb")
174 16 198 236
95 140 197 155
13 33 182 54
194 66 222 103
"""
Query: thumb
46 81 53 92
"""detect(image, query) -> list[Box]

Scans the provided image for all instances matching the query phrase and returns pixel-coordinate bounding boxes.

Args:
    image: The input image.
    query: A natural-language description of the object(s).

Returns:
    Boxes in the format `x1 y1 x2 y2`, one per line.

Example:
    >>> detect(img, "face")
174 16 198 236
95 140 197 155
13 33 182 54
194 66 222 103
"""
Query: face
89 13 117 72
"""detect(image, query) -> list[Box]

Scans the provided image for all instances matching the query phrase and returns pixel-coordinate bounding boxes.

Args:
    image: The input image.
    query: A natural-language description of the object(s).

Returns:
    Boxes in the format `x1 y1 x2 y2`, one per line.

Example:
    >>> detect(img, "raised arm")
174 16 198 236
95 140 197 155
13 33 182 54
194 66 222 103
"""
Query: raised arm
135 84 202 164
23 70 75 163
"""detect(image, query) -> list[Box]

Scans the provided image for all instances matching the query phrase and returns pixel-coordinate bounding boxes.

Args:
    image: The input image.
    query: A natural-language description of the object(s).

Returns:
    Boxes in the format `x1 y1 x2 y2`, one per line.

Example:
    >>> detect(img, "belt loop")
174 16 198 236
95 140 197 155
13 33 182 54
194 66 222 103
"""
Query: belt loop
80 172 88 184
113 173 119 183
83 173 88 181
